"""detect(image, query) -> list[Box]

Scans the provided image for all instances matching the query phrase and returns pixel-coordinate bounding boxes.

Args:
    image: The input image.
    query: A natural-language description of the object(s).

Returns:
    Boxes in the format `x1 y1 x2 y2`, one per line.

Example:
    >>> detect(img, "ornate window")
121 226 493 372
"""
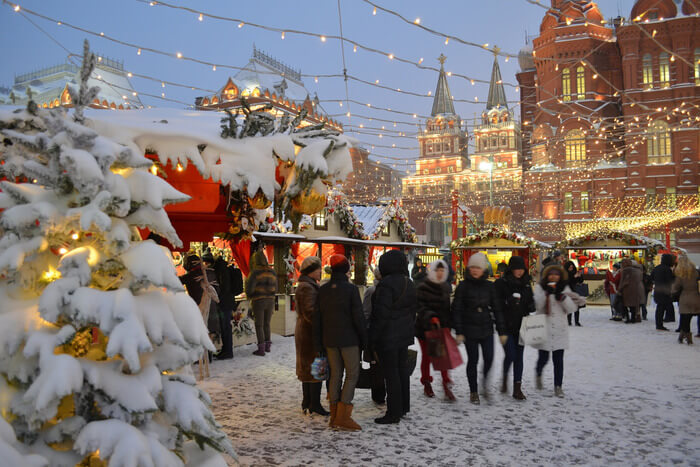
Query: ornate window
562 69 571 101
564 192 573 213
500 132 507 146
659 53 670 87
576 66 586 100
647 120 671 164
642 54 653 88
666 187 676 210
695 48 700 85
581 191 589 212
565 129 586 166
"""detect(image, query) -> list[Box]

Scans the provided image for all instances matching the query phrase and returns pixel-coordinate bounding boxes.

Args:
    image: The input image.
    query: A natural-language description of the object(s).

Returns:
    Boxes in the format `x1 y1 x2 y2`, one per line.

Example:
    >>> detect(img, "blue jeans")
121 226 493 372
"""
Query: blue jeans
536 349 564 387
609 293 617 316
464 336 494 393
503 334 525 384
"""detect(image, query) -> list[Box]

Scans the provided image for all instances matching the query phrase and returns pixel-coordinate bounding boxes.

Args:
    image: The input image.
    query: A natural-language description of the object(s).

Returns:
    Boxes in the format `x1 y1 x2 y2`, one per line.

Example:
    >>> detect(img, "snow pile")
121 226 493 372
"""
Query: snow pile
0 43 235 466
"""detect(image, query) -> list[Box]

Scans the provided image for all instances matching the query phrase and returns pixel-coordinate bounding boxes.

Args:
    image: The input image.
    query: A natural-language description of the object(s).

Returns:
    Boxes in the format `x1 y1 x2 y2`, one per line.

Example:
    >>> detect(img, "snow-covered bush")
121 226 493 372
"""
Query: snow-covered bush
0 41 234 466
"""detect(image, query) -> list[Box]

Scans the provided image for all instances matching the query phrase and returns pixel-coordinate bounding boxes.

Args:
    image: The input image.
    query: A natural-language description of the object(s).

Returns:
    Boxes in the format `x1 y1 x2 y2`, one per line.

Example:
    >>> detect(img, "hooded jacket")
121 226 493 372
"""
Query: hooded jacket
451 269 501 340
650 254 675 296
494 270 535 337
533 264 578 351
245 251 277 302
370 250 417 351
411 258 428 285
415 260 452 339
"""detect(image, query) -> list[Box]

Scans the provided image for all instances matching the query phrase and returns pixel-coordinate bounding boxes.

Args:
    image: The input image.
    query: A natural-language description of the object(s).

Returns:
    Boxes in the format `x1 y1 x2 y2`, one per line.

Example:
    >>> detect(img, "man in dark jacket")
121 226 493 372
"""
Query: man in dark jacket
494 256 534 400
411 257 428 286
370 250 417 424
246 250 277 356
314 254 367 431
564 261 584 326
213 254 244 360
651 253 676 329
452 252 502 404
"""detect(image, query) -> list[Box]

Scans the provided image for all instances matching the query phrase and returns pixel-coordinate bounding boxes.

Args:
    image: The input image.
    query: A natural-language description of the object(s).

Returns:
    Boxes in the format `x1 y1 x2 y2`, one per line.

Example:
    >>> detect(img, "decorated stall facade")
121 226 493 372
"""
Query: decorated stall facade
451 228 551 280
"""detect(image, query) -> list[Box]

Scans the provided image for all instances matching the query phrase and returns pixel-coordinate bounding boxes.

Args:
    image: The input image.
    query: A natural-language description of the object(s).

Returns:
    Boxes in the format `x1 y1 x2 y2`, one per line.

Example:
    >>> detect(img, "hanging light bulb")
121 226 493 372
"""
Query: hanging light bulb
372 6 377 15
198 13 203 21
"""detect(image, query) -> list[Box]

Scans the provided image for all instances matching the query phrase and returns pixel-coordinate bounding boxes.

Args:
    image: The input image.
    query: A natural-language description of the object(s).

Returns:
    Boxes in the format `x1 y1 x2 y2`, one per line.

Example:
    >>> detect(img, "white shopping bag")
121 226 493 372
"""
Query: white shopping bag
519 314 548 347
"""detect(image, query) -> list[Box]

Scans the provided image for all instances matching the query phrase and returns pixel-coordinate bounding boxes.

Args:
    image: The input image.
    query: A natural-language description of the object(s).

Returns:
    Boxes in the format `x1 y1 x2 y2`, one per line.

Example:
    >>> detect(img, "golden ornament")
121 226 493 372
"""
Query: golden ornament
76 452 107 467
291 189 327 215
248 189 272 210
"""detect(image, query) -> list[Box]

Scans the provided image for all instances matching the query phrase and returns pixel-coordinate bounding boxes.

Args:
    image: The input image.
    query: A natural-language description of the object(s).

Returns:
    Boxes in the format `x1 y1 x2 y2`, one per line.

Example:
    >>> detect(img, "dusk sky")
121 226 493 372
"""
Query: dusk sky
1 0 637 171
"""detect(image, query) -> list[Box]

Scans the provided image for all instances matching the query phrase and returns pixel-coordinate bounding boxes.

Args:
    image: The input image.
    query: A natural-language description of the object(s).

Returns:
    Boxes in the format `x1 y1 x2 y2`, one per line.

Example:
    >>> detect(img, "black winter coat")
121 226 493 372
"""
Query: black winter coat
415 279 452 339
313 273 367 352
214 258 244 310
651 254 675 296
494 273 535 336
370 250 417 352
451 274 501 340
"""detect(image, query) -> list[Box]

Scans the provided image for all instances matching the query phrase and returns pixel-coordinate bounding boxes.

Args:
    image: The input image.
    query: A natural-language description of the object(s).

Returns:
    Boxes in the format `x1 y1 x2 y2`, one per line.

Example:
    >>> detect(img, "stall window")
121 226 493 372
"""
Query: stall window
313 211 328 230
381 223 390 237
581 191 589 212
564 192 573 213
666 187 676 210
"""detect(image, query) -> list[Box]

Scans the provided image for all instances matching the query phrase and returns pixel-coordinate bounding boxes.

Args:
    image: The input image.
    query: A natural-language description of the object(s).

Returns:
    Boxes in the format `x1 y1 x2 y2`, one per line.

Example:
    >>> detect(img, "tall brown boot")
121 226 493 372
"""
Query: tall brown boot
329 402 338 427
512 382 527 400
335 402 361 431
687 332 693 345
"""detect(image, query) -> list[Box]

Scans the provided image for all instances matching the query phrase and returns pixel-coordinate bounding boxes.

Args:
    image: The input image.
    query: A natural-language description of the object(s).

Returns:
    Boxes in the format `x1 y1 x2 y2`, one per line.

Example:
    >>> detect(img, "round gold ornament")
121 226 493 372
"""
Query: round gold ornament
248 189 271 210
291 189 327 215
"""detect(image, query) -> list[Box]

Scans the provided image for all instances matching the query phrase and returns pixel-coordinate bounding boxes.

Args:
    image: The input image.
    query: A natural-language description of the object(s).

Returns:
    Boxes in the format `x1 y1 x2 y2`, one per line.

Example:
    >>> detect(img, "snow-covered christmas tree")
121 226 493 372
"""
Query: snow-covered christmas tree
0 41 235 466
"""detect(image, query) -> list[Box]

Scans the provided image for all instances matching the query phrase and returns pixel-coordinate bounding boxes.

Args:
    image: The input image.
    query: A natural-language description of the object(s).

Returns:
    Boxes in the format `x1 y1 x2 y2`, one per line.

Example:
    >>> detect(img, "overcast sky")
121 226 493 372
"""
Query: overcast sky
1 0 636 170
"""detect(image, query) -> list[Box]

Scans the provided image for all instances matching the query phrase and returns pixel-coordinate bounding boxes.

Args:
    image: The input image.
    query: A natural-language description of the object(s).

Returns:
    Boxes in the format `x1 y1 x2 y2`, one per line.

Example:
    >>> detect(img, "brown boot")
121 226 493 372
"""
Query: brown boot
687 332 694 345
512 382 527 400
335 402 361 431
329 402 338 427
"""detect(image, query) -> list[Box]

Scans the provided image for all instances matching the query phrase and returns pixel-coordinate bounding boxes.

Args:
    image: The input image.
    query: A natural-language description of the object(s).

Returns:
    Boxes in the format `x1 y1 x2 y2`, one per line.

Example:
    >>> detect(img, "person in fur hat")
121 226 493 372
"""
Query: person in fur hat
452 252 502 405
533 264 579 398
294 256 329 416
415 260 455 401
494 255 535 400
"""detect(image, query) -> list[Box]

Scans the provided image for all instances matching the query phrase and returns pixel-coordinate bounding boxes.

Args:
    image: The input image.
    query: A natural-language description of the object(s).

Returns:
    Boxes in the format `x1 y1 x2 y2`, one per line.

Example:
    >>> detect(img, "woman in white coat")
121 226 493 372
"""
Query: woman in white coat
533 264 582 397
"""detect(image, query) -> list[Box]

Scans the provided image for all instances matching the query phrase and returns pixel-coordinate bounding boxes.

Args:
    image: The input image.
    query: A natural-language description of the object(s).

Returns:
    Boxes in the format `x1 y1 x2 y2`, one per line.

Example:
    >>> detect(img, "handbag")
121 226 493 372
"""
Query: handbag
426 328 463 371
519 314 548 347
311 356 329 381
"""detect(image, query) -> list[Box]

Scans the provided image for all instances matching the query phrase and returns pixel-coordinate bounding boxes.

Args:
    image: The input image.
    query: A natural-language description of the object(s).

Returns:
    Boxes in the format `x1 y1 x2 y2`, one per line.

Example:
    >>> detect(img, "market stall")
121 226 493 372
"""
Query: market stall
554 231 666 304
450 228 552 280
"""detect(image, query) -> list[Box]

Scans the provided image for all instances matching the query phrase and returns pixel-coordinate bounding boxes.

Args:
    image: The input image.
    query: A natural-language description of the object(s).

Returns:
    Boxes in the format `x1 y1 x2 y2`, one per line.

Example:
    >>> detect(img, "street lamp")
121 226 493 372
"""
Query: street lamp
479 156 494 206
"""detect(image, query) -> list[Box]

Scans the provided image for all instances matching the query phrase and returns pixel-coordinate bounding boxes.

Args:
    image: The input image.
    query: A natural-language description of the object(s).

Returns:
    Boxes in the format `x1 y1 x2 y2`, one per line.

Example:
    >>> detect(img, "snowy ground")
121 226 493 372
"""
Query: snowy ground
199 306 700 467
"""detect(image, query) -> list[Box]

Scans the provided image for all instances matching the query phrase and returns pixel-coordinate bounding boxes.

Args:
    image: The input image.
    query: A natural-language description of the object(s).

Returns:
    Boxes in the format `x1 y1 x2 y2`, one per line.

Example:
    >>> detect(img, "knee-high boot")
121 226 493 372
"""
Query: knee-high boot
309 382 329 416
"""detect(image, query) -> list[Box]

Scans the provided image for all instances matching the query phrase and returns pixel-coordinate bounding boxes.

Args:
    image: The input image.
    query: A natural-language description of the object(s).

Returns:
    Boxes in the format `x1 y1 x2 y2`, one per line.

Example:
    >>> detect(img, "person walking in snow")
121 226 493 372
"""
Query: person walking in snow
651 253 676 330
533 264 580 398
294 256 329 416
370 250 417 424
564 261 584 327
411 257 428 286
604 263 621 320
618 258 645 324
313 254 367 431
671 256 700 345
494 256 535 400
363 268 386 405
213 253 243 360
245 250 277 356
415 260 455 401
452 252 501 405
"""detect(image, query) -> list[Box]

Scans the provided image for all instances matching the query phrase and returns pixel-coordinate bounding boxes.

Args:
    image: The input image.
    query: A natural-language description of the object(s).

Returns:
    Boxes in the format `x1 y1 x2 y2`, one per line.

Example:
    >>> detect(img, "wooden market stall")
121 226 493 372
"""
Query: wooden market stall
451 228 552 280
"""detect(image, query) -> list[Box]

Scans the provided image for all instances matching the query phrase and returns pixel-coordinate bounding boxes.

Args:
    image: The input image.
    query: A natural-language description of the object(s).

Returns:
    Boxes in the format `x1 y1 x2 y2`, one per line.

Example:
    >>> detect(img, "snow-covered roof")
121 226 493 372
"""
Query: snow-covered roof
349 201 416 242
234 59 308 103
351 205 385 236
0 60 142 109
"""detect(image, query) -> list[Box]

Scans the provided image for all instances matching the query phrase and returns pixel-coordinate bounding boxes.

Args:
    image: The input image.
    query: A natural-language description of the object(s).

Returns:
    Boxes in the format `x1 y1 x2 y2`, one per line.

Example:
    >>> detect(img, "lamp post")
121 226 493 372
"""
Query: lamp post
479 155 494 206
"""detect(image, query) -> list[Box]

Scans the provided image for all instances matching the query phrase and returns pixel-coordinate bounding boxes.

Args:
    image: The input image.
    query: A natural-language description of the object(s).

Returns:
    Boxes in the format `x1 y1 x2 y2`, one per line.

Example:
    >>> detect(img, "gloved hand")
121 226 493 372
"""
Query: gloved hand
455 334 465 344
499 335 508 346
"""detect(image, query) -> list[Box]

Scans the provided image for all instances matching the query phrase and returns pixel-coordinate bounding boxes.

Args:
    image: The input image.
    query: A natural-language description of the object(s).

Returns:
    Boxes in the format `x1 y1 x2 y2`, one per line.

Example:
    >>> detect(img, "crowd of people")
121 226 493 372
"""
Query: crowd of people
178 246 699 433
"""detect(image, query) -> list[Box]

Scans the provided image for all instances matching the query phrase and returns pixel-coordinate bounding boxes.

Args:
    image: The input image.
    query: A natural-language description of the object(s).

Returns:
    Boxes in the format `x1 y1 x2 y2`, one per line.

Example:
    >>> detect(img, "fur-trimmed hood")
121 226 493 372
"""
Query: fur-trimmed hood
540 264 568 293
426 259 448 284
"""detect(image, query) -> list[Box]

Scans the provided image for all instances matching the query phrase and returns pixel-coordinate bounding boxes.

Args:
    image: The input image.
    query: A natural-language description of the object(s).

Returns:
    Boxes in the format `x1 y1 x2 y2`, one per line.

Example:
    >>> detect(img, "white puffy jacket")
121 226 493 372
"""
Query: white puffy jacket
532 284 579 351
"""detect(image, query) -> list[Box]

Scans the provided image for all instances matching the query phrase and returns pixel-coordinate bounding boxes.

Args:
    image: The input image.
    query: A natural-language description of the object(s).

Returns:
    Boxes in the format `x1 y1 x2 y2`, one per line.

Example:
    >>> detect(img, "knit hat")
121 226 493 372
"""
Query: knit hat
508 255 526 271
300 256 322 275
467 252 489 270
329 254 350 274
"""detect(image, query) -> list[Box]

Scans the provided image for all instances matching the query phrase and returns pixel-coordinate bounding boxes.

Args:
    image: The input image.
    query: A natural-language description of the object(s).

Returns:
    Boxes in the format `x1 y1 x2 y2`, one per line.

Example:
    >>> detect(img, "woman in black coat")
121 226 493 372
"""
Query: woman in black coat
564 261 583 326
494 256 534 400
370 250 417 424
415 260 454 400
452 253 501 405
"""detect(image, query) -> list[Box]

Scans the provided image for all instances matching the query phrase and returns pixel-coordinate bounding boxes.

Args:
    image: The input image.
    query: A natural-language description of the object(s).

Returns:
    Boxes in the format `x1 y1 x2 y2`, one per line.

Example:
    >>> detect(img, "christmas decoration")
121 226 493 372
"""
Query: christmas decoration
247 188 272 210
450 227 547 250
0 41 234 466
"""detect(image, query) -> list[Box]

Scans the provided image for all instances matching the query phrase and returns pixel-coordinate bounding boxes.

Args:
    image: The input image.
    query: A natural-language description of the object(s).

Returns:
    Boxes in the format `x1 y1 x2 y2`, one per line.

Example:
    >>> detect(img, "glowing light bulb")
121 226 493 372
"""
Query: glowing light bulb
176 52 182 58
372 6 376 15
58 247 68 255
198 13 203 21
137 48 141 55
414 18 420 24
72 233 79 240
320 35 326 42
13 4 20 11
281 31 285 39
176 163 184 172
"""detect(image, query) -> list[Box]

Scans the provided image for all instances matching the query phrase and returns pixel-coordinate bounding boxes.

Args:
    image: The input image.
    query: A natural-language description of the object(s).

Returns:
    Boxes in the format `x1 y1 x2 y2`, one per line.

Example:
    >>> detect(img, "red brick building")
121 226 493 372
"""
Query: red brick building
519 0 700 252
343 146 403 204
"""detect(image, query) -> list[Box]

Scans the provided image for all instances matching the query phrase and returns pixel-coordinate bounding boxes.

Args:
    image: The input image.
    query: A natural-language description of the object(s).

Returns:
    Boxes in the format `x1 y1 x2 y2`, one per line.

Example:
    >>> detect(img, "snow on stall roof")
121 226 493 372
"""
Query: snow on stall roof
350 205 385 236
234 59 309 102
